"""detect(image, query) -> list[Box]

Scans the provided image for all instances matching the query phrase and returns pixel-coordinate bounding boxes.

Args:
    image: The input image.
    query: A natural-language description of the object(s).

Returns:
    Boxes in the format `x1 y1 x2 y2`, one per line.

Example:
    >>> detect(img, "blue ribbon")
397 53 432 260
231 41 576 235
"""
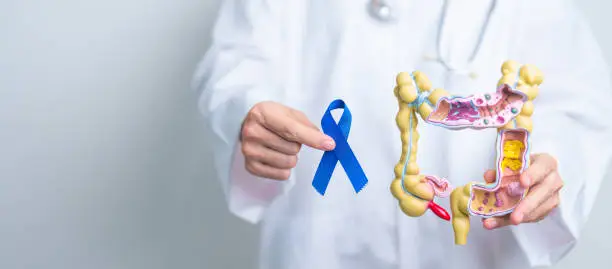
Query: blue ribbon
312 99 368 195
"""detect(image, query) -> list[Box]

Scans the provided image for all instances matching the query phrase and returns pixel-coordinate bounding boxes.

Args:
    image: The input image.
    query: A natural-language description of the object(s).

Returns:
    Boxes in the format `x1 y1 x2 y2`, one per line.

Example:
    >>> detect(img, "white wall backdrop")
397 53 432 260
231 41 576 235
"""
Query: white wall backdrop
0 1 610 268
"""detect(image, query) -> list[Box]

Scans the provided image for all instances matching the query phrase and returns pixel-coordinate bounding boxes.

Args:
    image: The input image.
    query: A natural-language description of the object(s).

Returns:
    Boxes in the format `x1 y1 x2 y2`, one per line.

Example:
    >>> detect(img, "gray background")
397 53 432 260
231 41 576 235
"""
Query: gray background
0 0 610 268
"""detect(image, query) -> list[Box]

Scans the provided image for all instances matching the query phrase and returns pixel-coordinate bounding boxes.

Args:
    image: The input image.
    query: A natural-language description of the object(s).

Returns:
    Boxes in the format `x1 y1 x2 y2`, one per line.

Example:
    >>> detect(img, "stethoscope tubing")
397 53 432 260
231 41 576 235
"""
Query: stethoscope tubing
368 0 497 73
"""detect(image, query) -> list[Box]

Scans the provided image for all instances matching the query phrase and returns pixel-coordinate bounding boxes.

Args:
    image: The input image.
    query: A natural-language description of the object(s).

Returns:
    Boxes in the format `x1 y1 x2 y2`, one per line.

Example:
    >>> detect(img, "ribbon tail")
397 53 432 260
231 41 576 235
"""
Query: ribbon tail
312 151 338 195
329 130 368 193
337 149 368 193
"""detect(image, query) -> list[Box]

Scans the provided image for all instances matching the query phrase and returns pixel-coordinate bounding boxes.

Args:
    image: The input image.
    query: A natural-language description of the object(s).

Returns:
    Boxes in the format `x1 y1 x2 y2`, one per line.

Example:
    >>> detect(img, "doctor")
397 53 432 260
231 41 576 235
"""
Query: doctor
193 0 612 268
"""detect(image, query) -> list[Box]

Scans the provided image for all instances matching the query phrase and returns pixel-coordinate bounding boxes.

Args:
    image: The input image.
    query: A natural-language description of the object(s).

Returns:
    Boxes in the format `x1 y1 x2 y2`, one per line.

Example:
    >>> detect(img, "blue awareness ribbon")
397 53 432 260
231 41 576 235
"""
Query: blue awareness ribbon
312 99 368 195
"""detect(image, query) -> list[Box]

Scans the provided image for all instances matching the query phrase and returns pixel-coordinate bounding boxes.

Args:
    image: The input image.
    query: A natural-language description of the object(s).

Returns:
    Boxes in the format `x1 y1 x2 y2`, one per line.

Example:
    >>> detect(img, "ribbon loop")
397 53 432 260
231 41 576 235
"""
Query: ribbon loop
312 99 368 195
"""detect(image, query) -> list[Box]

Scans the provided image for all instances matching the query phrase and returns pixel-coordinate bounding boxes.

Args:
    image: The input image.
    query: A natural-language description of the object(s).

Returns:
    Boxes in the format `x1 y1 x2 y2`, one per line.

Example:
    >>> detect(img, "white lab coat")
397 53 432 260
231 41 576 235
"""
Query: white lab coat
193 0 612 268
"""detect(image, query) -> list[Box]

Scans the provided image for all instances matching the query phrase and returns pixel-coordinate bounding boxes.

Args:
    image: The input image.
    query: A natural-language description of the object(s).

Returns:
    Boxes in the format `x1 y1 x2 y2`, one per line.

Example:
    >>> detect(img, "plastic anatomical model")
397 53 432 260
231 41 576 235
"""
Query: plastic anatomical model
391 60 544 245
391 71 454 220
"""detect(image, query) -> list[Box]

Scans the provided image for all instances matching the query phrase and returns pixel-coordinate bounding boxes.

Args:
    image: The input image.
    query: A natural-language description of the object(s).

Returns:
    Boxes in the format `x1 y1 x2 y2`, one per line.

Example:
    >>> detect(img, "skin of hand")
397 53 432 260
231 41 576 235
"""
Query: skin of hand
240 101 336 180
482 153 564 229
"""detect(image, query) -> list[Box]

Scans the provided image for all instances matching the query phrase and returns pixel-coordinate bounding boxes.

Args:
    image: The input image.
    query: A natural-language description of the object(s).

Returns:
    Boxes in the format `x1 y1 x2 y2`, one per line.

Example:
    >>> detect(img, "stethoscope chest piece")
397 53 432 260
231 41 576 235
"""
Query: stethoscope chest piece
368 0 395 23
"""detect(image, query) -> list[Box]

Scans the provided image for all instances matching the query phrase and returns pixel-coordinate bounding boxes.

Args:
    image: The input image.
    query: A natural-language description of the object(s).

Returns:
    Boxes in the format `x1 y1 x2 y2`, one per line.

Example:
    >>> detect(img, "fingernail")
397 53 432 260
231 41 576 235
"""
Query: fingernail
323 139 335 150
486 219 498 229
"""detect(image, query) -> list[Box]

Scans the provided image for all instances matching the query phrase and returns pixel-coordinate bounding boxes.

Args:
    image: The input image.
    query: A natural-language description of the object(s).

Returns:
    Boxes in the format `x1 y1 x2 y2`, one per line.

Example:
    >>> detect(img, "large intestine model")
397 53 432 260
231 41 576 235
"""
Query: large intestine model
391 60 544 245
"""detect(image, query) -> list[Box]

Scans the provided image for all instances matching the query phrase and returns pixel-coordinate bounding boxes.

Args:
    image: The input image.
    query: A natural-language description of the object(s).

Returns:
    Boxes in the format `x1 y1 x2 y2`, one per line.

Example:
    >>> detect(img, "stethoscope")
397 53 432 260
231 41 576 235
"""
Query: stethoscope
368 0 497 76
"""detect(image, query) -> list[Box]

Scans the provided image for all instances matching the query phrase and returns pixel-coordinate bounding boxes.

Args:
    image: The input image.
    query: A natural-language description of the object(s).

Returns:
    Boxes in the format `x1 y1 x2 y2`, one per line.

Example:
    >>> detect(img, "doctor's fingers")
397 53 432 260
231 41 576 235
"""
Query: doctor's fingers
511 171 563 225
520 193 560 223
520 153 558 188
245 160 291 181
241 122 302 155
482 215 511 230
248 105 335 151
483 194 560 229
242 142 298 170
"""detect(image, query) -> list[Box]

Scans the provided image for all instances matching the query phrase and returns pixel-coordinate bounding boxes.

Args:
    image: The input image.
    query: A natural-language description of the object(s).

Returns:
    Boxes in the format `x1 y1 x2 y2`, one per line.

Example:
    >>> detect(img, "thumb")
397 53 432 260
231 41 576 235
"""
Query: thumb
287 109 336 151
301 128 336 151
300 127 335 151
289 109 320 130
262 109 335 151
483 169 496 184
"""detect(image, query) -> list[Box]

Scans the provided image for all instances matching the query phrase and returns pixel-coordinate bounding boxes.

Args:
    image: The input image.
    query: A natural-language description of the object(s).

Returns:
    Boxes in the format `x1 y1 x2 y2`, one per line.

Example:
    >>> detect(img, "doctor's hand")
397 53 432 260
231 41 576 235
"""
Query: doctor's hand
240 101 336 180
482 153 564 229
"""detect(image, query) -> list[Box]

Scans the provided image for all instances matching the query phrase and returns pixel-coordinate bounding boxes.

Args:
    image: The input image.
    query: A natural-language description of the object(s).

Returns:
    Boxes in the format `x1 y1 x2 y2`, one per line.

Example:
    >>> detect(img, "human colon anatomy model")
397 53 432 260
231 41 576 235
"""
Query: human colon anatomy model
391 60 543 245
